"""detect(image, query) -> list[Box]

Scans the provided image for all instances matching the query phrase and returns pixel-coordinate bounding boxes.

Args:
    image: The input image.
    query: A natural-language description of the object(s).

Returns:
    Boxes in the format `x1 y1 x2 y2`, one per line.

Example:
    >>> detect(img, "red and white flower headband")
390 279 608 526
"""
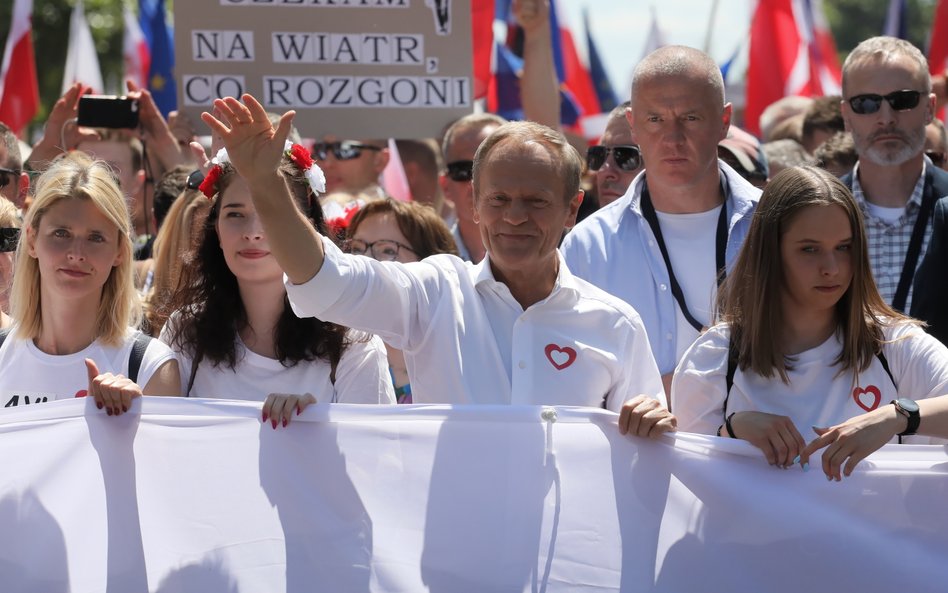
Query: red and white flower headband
198 142 326 199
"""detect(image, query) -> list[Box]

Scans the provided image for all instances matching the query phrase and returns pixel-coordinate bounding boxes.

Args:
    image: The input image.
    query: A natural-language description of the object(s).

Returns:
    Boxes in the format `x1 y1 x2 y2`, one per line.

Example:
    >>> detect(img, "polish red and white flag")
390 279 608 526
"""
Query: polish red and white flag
0 0 39 135
123 5 151 90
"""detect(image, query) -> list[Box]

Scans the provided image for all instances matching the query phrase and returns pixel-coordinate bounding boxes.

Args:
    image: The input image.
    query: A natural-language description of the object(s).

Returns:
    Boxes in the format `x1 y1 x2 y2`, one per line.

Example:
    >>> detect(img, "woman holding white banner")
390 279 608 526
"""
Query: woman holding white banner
159 144 395 425
672 166 948 481
0 152 180 414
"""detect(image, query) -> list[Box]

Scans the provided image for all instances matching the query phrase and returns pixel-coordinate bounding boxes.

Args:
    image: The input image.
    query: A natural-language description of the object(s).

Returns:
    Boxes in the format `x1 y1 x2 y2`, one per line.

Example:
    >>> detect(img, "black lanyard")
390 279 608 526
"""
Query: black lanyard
640 180 729 332
891 169 937 313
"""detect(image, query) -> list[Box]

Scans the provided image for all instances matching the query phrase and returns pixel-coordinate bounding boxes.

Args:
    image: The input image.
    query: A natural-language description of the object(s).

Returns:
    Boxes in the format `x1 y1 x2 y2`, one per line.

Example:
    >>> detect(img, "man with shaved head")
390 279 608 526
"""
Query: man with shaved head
561 45 761 396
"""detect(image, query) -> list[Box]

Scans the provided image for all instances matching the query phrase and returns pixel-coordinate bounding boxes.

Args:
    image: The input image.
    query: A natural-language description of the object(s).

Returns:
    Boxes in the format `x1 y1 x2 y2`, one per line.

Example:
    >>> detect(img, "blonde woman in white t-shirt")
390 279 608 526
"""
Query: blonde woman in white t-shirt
0 153 180 414
672 166 948 480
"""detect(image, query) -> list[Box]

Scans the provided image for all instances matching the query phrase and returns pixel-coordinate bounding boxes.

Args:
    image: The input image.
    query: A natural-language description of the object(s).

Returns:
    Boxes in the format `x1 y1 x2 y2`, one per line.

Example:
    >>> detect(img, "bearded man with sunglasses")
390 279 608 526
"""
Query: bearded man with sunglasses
561 46 761 396
587 101 644 207
839 37 948 340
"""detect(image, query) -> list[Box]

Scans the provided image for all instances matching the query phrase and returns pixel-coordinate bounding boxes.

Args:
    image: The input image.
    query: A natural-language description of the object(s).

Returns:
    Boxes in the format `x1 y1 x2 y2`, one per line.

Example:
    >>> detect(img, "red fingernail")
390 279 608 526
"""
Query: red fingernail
96 402 103 410
283 418 288 427
271 419 278 429
122 405 128 413
296 405 301 416
262 412 268 423
106 408 113 416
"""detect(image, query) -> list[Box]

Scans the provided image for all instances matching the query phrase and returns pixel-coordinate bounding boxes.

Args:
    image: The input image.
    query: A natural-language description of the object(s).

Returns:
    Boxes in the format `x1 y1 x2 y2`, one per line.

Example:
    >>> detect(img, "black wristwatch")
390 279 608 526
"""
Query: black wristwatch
891 398 920 436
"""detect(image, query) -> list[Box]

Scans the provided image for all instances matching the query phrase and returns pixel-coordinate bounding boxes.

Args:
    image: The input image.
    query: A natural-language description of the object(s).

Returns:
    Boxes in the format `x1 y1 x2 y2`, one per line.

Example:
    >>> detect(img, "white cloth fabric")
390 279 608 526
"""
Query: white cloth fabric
560 161 761 375
284 237 665 411
672 321 948 444
0 399 947 592
159 313 395 403
655 206 721 360
0 327 174 408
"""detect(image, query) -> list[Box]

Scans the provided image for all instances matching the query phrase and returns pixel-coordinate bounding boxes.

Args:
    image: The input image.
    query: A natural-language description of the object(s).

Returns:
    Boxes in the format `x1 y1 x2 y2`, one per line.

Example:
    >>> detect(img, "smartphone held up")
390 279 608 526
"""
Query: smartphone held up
77 95 140 129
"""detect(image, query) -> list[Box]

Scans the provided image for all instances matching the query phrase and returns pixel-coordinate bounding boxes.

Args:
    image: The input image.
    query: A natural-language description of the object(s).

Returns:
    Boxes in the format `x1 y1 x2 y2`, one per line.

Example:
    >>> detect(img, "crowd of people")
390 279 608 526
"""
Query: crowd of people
1 29 948 482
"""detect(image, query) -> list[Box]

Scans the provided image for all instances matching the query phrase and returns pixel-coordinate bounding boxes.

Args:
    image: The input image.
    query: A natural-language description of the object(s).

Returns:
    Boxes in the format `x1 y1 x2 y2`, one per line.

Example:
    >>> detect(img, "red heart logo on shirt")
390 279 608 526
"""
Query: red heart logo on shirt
544 344 577 370
852 385 881 412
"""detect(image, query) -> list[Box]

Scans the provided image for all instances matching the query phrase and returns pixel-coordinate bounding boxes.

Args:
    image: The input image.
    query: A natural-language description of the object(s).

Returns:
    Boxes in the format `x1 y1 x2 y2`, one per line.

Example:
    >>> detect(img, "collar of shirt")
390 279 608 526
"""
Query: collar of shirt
473 251 579 304
852 160 927 219
623 160 759 223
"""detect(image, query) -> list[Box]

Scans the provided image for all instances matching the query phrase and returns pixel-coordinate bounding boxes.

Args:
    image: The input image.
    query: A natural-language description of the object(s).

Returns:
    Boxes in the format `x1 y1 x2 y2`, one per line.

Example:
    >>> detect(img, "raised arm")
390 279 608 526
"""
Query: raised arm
514 0 560 129
201 94 324 284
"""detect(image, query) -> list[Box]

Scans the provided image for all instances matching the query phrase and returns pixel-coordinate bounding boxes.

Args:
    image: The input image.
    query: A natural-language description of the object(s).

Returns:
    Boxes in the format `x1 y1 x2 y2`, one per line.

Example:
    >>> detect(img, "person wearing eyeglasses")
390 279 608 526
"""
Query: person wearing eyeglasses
587 101 644 208
312 135 389 199
440 113 507 263
0 122 29 211
203 95 673 436
344 199 458 402
924 120 947 172
561 46 762 398
838 36 948 342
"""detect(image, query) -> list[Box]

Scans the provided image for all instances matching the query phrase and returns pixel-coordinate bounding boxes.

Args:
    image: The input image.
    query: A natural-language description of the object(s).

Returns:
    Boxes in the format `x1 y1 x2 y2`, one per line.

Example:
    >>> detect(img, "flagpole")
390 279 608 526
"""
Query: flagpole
702 0 721 53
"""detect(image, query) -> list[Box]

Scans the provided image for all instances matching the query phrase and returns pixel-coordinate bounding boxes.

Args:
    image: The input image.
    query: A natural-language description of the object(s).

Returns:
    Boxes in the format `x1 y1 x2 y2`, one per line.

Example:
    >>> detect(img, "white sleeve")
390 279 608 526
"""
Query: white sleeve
332 333 396 404
158 310 192 397
886 323 948 401
284 235 448 352
607 315 666 411
136 337 177 394
671 325 732 435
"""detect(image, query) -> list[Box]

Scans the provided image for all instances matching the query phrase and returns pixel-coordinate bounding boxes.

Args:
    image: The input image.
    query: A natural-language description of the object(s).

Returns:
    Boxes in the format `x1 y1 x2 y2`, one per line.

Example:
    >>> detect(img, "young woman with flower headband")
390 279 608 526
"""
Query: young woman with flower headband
160 142 395 425
0 152 180 413
672 166 948 480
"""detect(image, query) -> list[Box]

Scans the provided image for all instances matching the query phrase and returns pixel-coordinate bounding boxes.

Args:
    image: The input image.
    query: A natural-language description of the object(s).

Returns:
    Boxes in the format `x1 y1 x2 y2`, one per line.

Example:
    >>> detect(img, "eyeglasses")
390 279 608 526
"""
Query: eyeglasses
0 167 21 189
312 141 381 161
343 238 416 262
586 145 642 172
926 151 946 167
445 160 474 183
0 227 20 252
186 169 205 190
847 90 922 115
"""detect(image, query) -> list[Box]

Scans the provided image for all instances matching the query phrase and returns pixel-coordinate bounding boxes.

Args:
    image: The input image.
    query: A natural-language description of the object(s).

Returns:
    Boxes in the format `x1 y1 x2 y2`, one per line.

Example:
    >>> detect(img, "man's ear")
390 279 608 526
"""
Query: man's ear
374 147 391 175
16 172 29 209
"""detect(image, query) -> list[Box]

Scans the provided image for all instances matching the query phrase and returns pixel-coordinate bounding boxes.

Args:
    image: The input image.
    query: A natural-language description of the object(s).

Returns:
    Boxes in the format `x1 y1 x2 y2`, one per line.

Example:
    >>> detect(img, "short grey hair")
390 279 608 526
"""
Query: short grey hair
842 36 931 96
0 122 22 169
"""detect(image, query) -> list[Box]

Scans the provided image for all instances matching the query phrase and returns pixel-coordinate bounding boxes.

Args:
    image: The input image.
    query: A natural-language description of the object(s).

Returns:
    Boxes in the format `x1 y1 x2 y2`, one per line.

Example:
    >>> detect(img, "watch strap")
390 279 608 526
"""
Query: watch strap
891 399 920 436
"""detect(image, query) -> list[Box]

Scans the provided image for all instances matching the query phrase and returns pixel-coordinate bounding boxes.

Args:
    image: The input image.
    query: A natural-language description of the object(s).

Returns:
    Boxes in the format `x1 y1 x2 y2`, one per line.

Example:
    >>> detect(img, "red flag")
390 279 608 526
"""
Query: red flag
559 28 599 119
745 0 841 137
471 0 494 100
123 6 151 89
929 0 948 74
0 0 39 135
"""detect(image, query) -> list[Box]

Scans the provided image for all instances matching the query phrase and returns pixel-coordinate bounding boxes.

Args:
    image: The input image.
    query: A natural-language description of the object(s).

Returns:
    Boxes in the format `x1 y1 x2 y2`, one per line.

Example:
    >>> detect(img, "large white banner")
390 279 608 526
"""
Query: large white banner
0 398 946 592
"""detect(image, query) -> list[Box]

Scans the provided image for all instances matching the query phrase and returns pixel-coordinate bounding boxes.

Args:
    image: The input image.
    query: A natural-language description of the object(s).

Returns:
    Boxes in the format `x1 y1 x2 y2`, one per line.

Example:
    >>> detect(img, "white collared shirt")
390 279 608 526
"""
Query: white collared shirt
285 236 666 410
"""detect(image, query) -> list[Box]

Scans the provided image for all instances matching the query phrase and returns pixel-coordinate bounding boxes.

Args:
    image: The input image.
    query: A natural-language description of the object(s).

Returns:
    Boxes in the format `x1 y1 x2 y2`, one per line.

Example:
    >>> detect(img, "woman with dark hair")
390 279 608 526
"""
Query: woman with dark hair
672 166 948 480
344 199 458 401
160 145 395 425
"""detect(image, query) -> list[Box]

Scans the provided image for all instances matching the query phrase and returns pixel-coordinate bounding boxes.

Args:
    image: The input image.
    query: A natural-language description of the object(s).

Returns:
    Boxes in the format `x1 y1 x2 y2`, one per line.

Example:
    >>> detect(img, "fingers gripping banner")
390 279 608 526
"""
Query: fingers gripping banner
0 399 946 592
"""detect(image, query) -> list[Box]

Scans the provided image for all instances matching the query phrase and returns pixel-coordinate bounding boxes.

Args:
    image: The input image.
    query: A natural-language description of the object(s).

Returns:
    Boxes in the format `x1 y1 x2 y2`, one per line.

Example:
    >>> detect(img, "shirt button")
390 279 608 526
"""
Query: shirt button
518 361 526 369
660 283 668 291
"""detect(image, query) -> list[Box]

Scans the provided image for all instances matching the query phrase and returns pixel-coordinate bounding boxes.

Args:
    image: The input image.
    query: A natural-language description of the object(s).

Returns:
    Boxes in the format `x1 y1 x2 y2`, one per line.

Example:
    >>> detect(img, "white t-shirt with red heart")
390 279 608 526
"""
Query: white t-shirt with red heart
672 321 948 444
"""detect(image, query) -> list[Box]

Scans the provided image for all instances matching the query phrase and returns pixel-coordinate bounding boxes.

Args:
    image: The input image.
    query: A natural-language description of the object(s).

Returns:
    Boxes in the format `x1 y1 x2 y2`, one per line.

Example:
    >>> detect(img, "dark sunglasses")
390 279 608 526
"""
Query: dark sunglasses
586 145 642 172
847 90 922 115
0 227 20 252
445 160 474 183
186 169 205 190
0 167 21 189
312 141 381 161
926 151 946 167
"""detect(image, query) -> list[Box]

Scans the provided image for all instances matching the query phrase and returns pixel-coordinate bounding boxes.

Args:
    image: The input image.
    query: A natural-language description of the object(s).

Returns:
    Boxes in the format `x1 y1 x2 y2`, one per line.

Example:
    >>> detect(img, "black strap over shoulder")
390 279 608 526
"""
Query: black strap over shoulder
841 168 939 312
640 179 729 333
128 331 153 385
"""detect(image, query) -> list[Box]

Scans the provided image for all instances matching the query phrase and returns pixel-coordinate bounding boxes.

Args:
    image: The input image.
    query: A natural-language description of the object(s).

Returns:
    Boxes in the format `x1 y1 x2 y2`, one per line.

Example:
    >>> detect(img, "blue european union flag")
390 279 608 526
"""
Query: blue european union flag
139 0 176 117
